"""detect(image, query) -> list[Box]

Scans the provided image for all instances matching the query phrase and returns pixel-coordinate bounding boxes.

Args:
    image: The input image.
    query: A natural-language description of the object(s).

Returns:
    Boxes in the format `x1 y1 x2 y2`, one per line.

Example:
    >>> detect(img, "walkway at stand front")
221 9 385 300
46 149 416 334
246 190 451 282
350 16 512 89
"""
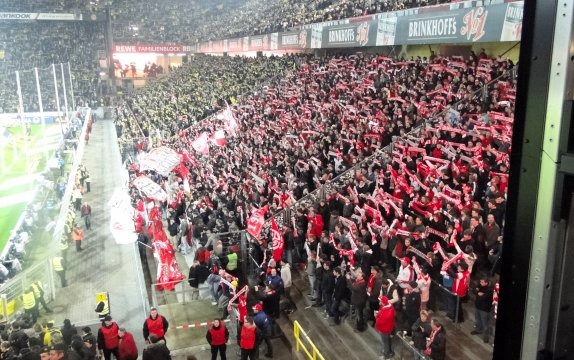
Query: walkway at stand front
44 116 149 350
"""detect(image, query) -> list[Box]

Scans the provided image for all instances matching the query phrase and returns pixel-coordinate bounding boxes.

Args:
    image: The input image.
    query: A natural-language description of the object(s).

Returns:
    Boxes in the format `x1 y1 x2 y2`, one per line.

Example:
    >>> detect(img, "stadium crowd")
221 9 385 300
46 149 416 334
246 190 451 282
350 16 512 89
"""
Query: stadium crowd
110 0 458 44
122 49 514 358
115 54 296 155
0 22 105 114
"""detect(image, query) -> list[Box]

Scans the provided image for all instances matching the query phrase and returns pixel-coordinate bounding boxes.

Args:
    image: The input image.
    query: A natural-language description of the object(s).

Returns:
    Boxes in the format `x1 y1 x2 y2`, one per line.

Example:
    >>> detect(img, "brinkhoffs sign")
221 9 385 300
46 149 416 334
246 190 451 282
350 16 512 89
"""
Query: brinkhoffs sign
190 1 522 52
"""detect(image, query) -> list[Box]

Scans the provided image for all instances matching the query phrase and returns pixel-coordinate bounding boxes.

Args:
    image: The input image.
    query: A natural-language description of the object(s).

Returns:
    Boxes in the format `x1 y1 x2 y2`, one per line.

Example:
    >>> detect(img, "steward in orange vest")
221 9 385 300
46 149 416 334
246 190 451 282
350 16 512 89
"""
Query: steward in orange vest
206 318 229 360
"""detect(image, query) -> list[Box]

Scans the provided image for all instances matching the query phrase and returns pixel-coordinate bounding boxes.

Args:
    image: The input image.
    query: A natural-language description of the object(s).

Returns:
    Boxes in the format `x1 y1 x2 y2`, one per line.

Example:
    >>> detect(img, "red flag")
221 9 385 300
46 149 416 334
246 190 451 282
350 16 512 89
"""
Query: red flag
178 162 190 179
271 217 284 262
247 205 268 239
192 132 209 154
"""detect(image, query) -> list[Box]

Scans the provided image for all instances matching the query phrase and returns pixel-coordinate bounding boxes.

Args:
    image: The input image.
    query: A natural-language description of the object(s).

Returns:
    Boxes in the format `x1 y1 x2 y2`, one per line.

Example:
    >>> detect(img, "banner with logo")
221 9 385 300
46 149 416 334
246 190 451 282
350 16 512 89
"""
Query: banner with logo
0 12 80 21
248 34 270 51
395 4 510 44
139 146 182 176
113 44 195 53
376 17 398 46
247 205 269 240
108 188 138 245
320 21 378 48
499 1 523 41
275 30 311 50
225 38 243 52
133 176 168 202
192 1 522 54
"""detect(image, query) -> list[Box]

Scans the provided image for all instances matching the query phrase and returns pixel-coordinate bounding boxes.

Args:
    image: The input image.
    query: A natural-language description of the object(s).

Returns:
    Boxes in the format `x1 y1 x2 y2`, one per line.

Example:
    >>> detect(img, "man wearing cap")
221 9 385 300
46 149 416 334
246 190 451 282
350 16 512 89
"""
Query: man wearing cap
40 346 50 360
143 307 169 344
252 304 273 358
205 318 229 360
81 326 97 360
239 316 261 360
97 315 120 360
49 343 67 359
375 296 396 360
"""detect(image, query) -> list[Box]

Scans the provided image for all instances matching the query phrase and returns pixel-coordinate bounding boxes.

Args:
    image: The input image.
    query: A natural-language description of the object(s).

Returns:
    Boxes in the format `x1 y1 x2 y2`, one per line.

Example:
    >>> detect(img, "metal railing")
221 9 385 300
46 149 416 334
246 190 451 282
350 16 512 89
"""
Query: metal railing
293 320 326 360
394 331 430 360
0 259 55 322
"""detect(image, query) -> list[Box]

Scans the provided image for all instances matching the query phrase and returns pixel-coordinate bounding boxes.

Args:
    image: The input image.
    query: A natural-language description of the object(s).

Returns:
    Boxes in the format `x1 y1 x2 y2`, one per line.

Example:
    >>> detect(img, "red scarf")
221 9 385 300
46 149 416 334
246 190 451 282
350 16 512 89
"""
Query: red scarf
426 327 440 351
367 273 376 295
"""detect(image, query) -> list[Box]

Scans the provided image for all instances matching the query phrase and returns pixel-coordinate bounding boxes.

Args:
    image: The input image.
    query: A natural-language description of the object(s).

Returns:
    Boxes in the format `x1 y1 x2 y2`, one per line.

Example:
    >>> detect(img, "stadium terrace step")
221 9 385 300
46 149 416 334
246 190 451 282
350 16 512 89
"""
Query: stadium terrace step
277 273 380 360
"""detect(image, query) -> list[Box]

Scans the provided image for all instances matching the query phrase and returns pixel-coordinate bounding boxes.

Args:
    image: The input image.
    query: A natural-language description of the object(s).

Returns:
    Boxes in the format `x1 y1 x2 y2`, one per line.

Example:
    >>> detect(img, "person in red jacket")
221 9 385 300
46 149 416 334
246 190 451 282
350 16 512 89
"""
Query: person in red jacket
118 328 138 360
375 296 396 359
143 307 169 343
239 316 261 360
97 315 120 360
206 318 229 360
306 208 324 238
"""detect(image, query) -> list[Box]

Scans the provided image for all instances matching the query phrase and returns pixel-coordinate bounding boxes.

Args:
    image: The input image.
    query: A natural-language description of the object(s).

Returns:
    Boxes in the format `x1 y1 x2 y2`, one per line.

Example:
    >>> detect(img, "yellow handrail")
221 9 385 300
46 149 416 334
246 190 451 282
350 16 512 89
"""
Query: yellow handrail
293 320 326 360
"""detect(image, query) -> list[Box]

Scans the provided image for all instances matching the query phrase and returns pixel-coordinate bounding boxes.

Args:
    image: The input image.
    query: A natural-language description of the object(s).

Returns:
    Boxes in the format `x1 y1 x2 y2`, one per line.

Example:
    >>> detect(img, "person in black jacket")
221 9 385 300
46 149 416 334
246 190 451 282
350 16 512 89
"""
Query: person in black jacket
346 270 367 332
425 319 446 360
328 267 346 325
404 281 421 336
411 310 431 351
471 278 494 343
188 260 202 300
61 319 78 347
318 262 335 317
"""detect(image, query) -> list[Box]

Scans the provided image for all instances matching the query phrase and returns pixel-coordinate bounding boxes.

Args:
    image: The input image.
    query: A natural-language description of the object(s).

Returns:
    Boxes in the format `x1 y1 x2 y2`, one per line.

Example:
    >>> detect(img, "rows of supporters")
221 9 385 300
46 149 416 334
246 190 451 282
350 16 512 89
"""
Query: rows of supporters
110 0 457 44
115 54 296 156
0 22 105 114
123 50 514 358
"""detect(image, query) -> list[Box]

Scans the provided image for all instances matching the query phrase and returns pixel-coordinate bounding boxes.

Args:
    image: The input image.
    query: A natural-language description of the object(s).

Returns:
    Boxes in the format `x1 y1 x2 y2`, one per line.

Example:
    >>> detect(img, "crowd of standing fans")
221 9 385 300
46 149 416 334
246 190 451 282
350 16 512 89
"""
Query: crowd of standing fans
121 48 514 359
109 0 458 44
0 22 105 114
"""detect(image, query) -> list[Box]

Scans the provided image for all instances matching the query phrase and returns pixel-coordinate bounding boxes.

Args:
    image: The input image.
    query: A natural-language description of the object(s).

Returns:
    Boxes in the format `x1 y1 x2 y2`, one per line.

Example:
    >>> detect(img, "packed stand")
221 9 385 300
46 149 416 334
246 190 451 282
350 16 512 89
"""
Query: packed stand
110 0 458 44
244 54 513 357
0 21 105 114
127 52 514 359
115 54 296 156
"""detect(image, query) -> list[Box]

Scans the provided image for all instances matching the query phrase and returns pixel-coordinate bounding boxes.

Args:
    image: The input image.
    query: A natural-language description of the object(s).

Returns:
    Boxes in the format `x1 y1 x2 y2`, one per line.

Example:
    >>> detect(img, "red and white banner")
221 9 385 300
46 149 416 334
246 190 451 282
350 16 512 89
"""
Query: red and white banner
108 188 138 245
220 107 238 136
139 146 182 176
209 130 227 146
247 205 268 239
192 132 210 154
271 217 284 262
147 207 185 291
113 44 195 53
132 176 168 201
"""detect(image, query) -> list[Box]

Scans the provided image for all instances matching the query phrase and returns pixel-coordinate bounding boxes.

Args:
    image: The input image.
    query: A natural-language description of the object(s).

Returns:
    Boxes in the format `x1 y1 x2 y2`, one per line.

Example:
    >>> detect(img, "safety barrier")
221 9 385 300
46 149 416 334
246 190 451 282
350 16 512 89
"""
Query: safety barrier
293 320 325 360
394 331 430 360
0 259 54 321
